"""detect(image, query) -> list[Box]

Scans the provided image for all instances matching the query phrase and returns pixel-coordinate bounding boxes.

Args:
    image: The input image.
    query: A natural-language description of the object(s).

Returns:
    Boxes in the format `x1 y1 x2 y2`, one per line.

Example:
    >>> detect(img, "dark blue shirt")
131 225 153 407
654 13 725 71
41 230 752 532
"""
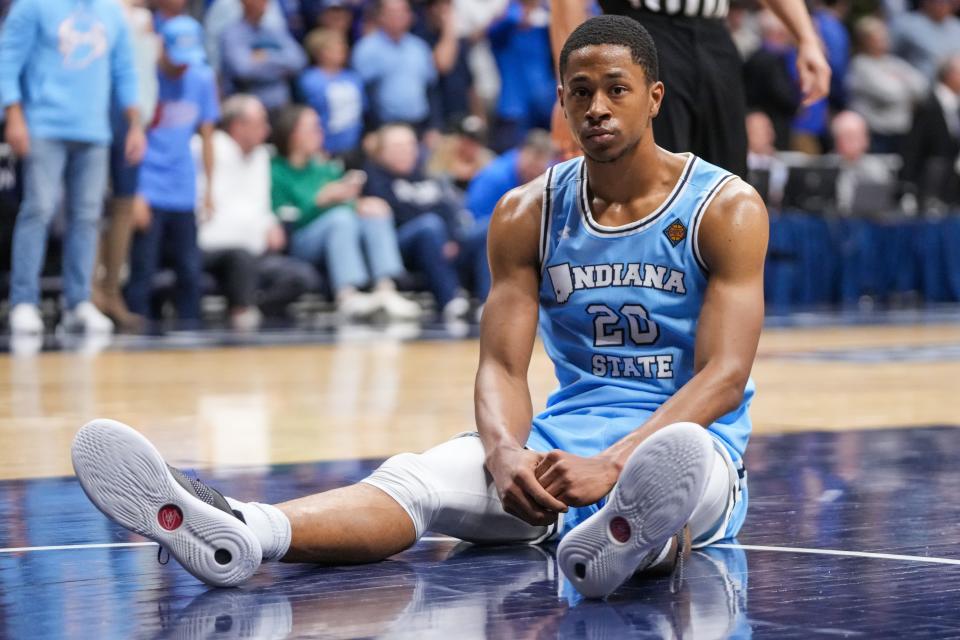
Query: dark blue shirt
487 2 554 126
466 149 520 223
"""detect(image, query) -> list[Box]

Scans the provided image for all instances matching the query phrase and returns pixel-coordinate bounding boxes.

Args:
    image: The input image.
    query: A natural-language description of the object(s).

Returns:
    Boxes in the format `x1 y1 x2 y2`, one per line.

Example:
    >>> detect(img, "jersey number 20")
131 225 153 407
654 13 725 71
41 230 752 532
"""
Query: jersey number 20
587 303 660 347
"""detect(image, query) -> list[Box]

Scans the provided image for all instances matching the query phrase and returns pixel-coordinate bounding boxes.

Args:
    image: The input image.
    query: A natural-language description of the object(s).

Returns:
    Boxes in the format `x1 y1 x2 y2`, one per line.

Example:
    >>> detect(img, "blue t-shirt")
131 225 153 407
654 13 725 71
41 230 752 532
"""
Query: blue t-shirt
298 67 365 155
138 65 220 211
466 149 520 223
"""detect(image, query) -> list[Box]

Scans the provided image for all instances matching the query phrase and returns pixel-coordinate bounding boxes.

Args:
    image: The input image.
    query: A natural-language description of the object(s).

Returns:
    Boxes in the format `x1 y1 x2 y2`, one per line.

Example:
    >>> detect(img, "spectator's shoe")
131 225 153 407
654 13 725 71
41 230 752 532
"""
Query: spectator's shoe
336 292 379 321
441 296 470 322
558 422 712 599
231 307 263 332
9 303 43 334
376 290 422 321
61 301 115 334
72 419 262 587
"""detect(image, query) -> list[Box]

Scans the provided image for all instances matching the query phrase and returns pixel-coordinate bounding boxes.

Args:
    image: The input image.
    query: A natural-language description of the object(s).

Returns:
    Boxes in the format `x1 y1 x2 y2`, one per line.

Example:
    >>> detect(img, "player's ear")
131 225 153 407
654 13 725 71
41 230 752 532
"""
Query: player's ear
557 84 565 114
648 81 664 119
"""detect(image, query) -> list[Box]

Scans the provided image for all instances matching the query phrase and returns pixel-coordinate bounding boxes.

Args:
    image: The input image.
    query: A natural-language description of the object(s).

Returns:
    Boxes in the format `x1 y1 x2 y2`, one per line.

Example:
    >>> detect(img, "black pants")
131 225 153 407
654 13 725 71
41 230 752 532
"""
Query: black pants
630 13 748 177
127 209 201 321
203 249 320 317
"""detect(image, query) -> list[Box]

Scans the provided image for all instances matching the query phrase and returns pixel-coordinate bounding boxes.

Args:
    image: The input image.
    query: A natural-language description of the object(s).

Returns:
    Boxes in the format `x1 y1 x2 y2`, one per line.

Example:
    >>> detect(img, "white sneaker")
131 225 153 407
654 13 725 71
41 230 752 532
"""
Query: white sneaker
336 291 379 320
72 419 262 587
61 301 114 334
230 307 262 332
557 422 713 599
442 296 470 322
9 303 43 334
376 290 422 321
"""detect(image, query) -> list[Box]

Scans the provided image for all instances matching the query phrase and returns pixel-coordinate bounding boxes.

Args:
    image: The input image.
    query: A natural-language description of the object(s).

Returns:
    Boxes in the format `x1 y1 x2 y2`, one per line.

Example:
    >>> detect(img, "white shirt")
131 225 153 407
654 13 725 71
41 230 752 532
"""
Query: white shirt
934 82 960 138
195 130 277 256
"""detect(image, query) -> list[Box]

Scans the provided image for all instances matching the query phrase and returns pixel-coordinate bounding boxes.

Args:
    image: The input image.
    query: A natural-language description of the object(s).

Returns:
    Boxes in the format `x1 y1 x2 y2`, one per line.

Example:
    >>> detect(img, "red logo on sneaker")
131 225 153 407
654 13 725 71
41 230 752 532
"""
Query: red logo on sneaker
609 516 631 543
158 505 183 531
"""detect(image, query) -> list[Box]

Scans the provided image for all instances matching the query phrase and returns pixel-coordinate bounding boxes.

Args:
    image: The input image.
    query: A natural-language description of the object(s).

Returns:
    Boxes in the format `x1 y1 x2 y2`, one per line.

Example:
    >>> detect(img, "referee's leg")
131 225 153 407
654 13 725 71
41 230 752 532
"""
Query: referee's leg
694 20 748 177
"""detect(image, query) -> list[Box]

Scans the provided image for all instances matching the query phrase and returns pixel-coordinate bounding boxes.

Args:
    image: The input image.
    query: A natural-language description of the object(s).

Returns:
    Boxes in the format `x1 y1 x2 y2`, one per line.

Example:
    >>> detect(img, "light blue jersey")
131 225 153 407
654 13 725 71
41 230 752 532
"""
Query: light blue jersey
526 154 752 538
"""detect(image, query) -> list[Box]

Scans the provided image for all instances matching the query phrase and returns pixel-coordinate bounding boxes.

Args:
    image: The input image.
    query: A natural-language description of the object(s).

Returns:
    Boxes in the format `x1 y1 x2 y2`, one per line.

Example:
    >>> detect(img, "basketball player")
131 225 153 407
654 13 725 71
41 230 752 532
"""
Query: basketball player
71 16 767 599
550 0 832 176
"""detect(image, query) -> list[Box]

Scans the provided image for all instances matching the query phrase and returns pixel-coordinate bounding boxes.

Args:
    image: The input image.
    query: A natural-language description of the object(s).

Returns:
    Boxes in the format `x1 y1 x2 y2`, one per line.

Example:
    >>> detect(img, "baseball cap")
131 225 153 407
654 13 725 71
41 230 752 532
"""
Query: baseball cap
161 16 206 67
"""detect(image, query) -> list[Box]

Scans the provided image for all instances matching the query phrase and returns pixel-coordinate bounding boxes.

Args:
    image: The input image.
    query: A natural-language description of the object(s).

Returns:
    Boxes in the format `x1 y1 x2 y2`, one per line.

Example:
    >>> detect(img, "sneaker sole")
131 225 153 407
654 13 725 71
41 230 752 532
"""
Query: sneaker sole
557 422 713 599
71 419 261 587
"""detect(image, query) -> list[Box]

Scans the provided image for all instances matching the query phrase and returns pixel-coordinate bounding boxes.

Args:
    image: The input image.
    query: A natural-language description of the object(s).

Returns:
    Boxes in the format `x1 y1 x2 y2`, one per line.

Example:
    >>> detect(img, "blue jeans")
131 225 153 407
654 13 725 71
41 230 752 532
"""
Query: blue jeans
125 208 202 322
9 138 109 308
396 213 461 307
290 207 404 294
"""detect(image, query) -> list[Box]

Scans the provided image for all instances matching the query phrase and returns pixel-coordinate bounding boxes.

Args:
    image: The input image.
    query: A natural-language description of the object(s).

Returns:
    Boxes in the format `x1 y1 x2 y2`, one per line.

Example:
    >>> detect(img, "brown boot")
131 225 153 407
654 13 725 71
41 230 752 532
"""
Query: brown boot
94 197 144 332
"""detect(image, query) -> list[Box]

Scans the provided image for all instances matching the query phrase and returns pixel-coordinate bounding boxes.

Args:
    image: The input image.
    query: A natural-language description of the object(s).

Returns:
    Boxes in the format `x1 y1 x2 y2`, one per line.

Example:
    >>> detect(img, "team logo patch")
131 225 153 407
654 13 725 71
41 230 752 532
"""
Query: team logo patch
664 219 687 247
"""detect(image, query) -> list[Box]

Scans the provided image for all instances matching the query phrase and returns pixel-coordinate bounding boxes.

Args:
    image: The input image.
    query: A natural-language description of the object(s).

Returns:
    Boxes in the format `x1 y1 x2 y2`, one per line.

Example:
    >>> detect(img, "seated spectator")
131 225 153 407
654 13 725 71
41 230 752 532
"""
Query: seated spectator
745 111 788 209
270 105 421 320
196 95 320 330
831 111 897 217
204 0 289 72
427 115 495 192
891 0 960 80
414 0 476 126
364 123 488 319
487 0 554 152
351 0 436 132
465 128 553 223
1 0 143 335
220 0 307 111
299 29 365 157
743 11 801 151
847 16 927 154
901 54 960 209
126 16 218 327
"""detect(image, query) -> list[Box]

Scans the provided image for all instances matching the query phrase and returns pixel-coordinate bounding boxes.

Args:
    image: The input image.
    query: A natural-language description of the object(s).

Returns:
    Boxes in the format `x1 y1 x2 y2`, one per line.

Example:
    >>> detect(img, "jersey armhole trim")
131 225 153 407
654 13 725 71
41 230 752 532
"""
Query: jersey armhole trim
539 165 556 271
691 174 738 275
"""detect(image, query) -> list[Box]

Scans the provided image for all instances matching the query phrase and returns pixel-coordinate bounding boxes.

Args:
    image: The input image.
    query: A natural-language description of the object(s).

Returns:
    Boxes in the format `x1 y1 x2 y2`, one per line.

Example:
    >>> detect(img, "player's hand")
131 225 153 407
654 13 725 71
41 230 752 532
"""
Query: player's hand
534 450 620 507
796 38 831 107
487 446 568 526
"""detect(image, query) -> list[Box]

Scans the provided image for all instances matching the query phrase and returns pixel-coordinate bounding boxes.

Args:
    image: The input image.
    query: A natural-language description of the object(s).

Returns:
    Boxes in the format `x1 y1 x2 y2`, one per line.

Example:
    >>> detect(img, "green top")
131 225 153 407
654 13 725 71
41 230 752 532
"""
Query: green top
270 156 346 231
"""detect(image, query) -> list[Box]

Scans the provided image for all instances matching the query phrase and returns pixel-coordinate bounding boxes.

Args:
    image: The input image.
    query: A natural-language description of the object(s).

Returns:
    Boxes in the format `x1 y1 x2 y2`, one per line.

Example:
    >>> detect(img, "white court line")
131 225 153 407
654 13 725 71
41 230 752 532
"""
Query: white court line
3 539 959 567
713 543 960 566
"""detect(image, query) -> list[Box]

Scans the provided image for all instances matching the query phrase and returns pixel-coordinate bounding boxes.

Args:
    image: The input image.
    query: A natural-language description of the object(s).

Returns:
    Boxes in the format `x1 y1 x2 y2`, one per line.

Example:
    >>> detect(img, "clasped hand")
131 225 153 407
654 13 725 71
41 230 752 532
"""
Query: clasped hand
488 447 620 527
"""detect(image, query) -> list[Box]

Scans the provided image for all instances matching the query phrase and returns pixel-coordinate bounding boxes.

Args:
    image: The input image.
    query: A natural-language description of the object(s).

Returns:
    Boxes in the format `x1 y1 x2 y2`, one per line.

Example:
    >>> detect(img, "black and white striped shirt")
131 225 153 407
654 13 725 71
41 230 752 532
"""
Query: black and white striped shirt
599 0 730 20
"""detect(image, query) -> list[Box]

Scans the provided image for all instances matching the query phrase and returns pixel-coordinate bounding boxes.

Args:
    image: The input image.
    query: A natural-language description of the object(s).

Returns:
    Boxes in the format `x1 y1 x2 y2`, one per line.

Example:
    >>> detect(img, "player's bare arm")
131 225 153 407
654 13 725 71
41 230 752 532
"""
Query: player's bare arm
536 180 769 506
761 0 831 105
476 177 569 526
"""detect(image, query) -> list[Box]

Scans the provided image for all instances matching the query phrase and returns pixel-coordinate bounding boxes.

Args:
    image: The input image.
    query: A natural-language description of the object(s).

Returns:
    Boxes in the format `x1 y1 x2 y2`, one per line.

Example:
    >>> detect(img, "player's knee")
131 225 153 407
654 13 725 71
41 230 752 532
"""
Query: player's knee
361 452 440 540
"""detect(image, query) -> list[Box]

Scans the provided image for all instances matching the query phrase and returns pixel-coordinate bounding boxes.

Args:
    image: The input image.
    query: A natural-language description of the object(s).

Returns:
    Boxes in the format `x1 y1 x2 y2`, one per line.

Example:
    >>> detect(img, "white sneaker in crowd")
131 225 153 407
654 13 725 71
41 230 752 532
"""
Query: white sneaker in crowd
9 303 44 334
442 296 470 322
61 301 115 334
231 307 262 332
336 291 379 320
376 290 422 321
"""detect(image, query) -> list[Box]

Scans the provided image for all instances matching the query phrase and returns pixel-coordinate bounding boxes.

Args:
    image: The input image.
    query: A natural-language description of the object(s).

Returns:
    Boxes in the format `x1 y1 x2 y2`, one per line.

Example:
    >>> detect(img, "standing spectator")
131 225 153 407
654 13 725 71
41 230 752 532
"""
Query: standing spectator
0 0 145 334
126 16 219 327
891 0 960 80
270 106 421 320
901 54 960 208
351 0 437 131
414 0 476 127
299 28 365 157
197 95 319 329
743 11 802 151
487 0 554 152
220 0 307 111
94 0 160 332
465 128 553 223
204 0 289 72
847 16 927 154
364 123 486 318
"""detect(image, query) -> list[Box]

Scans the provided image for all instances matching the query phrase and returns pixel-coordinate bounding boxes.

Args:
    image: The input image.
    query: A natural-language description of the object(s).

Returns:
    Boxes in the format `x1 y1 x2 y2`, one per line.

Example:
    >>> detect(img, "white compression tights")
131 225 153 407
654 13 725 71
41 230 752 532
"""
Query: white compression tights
361 431 738 546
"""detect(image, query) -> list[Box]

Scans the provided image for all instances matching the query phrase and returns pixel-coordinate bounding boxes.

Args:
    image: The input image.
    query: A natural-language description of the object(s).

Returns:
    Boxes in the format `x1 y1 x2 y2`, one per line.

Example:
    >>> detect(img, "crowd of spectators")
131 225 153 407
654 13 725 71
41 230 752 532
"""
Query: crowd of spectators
0 0 957 335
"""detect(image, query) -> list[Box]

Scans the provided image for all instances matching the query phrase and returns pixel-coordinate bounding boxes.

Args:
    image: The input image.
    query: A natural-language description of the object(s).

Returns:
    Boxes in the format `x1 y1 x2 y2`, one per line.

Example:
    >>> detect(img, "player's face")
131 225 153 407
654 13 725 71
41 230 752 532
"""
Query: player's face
559 45 663 163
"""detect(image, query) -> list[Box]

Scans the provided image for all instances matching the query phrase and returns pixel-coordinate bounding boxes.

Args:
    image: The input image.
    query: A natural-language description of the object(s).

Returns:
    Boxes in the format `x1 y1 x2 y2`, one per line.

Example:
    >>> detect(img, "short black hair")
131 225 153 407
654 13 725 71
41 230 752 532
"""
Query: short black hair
559 15 659 84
